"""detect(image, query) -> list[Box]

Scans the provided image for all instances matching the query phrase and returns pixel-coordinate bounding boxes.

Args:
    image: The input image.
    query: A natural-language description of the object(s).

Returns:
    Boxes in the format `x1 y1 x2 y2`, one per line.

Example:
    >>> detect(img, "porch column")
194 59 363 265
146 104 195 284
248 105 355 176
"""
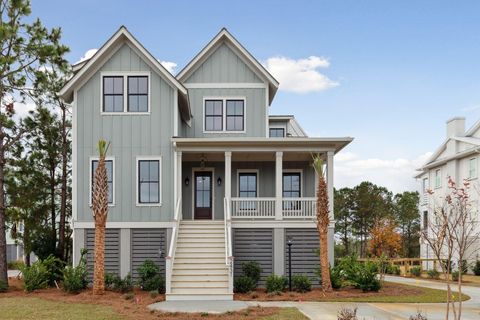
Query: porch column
225 152 232 201
176 151 182 215
327 151 334 266
275 151 283 220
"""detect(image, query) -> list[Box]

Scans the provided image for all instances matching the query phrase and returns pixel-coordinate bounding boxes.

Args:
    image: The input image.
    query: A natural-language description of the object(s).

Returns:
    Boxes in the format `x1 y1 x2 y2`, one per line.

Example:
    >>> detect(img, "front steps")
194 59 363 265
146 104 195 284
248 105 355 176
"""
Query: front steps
166 221 232 301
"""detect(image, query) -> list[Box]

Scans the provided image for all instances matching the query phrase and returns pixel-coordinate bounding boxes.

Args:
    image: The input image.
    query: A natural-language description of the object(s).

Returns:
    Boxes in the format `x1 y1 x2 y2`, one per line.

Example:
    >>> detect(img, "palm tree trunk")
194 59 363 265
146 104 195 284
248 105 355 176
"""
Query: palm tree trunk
92 215 106 295
319 229 331 291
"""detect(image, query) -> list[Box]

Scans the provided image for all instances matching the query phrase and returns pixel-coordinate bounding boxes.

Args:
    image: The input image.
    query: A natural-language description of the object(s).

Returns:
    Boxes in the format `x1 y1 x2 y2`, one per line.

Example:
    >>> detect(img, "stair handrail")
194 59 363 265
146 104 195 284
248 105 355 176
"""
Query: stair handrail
224 197 234 293
166 196 181 294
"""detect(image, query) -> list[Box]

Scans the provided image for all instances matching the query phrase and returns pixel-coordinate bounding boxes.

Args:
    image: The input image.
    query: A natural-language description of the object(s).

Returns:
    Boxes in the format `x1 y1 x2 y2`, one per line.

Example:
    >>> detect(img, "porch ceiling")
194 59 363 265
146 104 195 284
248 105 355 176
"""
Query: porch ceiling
181 151 320 162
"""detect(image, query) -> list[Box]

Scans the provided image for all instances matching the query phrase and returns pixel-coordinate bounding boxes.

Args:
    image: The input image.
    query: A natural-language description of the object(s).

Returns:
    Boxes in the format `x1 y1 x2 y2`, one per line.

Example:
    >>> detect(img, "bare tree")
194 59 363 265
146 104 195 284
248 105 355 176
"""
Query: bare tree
421 177 479 320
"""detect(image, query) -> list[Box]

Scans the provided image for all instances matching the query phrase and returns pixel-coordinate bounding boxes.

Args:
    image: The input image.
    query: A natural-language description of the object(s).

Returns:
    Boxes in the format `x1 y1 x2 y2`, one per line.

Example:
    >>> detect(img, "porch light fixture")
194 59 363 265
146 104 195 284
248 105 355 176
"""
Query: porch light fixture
184 177 190 186
217 177 222 186
200 153 206 169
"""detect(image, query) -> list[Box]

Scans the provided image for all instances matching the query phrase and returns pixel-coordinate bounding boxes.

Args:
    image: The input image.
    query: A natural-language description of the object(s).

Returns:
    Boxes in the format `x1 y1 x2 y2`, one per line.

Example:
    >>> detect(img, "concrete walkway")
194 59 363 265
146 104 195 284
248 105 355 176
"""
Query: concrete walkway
149 276 480 319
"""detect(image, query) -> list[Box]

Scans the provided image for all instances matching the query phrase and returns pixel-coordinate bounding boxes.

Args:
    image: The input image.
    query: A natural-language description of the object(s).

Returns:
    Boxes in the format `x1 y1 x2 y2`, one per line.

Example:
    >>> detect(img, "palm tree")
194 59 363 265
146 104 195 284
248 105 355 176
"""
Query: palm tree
312 154 332 292
92 140 110 295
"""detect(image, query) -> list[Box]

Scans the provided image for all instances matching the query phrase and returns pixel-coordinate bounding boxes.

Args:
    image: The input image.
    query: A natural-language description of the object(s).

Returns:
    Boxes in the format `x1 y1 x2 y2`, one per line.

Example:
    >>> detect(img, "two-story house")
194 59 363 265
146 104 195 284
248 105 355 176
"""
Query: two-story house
60 26 353 300
416 117 480 271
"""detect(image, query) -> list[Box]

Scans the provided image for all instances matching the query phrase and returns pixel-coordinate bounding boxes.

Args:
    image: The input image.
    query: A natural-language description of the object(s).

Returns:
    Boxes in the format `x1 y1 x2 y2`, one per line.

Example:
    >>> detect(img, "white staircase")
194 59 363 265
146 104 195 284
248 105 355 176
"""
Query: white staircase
166 221 233 301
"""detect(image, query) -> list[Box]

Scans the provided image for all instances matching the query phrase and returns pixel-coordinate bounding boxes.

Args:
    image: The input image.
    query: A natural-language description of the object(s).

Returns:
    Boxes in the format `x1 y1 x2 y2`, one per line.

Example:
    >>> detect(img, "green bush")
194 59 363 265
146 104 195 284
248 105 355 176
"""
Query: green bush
62 248 88 294
291 274 311 293
137 260 164 293
427 269 440 279
105 272 133 293
20 261 50 292
472 260 480 276
241 261 262 285
352 262 382 292
0 279 8 292
234 275 256 293
410 266 422 277
42 255 65 286
265 274 287 294
144 275 165 293
7 259 25 270
329 266 343 289
386 264 401 275
105 272 117 289
452 271 461 282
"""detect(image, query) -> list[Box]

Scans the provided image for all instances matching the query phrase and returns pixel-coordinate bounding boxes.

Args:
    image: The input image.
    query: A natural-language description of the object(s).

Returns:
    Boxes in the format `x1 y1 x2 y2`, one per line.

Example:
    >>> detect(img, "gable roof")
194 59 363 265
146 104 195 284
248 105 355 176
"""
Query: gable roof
59 26 191 121
176 28 279 105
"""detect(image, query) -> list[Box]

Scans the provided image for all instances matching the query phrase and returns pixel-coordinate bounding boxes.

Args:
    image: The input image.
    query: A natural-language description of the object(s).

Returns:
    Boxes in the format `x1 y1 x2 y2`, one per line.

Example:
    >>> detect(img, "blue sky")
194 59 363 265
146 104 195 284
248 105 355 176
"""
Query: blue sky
31 1 480 193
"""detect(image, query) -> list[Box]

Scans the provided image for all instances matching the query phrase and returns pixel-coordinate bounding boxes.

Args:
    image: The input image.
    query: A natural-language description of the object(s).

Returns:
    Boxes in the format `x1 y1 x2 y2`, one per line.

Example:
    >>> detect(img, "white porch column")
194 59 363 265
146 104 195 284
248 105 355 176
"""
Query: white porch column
225 152 232 200
176 151 182 215
275 151 283 220
327 151 335 266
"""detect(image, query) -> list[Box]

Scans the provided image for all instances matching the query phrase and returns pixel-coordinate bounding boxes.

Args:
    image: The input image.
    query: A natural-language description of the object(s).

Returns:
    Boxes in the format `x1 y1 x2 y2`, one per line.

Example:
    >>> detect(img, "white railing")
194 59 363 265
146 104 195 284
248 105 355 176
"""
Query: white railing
231 197 276 218
282 197 316 218
224 197 234 293
165 197 182 294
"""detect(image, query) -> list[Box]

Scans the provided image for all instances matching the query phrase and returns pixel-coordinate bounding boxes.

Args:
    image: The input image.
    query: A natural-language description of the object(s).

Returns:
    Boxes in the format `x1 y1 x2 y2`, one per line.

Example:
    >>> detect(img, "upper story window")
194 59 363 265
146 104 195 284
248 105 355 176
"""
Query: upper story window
422 178 429 193
91 158 114 205
469 158 477 179
204 98 245 132
137 158 161 205
102 73 150 114
269 128 285 137
435 169 442 188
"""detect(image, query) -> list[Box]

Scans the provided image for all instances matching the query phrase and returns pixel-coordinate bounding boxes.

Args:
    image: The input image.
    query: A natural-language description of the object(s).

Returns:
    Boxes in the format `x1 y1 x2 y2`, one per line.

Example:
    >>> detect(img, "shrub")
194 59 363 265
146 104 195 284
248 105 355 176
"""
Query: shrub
291 274 311 293
452 271 461 282
105 272 117 289
410 266 422 277
386 264 400 275
329 266 343 289
241 261 262 285
145 275 165 293
352 262 382 292
137 260 162 291
0 279 7 292
42 255 65 286
234 275 256 293
472 260 480 276
105 272 133 293
20 261 50 292
7 259 24 270
265 274 287 294
62 248 88 294
427 269 440 280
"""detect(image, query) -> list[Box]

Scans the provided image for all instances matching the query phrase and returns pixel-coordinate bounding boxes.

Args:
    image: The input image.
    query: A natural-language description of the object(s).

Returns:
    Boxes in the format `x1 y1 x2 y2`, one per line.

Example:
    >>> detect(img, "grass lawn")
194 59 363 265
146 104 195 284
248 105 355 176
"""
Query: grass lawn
260 308 308 319
416 273 480 288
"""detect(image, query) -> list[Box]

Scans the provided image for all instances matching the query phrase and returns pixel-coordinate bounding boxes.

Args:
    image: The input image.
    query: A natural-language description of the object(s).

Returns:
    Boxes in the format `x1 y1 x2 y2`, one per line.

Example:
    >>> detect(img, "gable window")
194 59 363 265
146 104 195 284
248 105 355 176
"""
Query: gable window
137 158 161 205
91 159 114 204
435 169 441 188
103 76 124 112
205 100 223 131
269 128 285 137
128 76 148 112
204 97 245 132
226 100 244 131
469 158 477 179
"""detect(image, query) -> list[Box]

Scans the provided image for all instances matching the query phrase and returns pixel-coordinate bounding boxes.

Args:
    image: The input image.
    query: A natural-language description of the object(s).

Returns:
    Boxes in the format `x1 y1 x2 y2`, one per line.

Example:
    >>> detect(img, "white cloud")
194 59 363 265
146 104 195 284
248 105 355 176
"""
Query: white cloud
264 56 338 93
76 48 98 64
159 61 177 74
335 151 433 193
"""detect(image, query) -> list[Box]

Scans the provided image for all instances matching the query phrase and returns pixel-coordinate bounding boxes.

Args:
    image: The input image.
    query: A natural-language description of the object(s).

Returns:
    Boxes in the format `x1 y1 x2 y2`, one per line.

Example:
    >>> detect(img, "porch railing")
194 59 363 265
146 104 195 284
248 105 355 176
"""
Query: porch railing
224 197 234 293
230 197 316 220
231 197 276 218
165 196 181 294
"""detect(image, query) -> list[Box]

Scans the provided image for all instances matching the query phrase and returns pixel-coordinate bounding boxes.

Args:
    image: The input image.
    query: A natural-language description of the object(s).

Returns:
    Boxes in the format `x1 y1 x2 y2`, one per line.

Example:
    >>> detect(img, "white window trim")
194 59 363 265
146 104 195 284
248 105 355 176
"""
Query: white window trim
203 96 246 133
89 156 115 207
282 169 304 197
100 71 151 115
435 168 442 189
191 167 215 221
469 157 477 180
269 126 286 138
236 169 260 197
136 156 162 207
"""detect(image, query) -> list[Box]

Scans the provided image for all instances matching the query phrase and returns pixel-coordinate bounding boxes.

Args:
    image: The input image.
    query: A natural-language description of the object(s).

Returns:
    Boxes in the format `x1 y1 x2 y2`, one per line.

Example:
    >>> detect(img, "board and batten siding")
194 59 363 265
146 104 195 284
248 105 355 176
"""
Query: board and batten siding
184 43 263 84
85 229 121 281
233 228 273 286
284 228 320 286
76 43 176 223
130 229 167 280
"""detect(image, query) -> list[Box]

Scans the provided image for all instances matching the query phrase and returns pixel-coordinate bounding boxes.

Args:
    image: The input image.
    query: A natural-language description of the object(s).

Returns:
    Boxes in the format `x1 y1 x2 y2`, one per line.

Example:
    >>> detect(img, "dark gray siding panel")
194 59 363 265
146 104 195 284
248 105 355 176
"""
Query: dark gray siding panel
285 228 320 286
233 228 273 286
85 229 120 281
131 229 166 281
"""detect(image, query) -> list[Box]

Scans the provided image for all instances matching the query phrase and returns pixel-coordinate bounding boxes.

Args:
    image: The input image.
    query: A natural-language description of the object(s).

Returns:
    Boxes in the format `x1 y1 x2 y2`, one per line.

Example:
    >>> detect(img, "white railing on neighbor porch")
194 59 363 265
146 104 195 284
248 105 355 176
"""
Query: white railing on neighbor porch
230 197 317 220
282 197 317 219
224 197 234 293
165 197 181 294
230 197 276 218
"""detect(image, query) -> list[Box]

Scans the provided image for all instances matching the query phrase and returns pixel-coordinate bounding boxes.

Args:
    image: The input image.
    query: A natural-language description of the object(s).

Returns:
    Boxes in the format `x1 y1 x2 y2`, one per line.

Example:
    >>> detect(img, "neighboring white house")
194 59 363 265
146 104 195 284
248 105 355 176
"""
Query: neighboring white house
416 117 480 271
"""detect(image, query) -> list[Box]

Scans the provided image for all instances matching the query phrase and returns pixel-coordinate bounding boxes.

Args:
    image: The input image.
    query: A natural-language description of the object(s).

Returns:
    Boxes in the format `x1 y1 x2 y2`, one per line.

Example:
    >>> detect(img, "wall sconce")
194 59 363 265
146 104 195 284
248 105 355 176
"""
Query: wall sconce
184 177 190 186
217 177 222 186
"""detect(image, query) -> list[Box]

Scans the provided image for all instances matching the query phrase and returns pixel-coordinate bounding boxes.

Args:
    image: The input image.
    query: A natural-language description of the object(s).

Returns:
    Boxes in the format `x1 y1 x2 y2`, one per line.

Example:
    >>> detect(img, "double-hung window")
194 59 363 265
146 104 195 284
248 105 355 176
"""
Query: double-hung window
269 128 285 137
128 76 148 112
204 98 245 132
435 169 442 188
91 159 114 204
102 74 149 113
283 172 301 210
238 172 257 210
103 76 124 112
137 158 161 205
469 158 477 179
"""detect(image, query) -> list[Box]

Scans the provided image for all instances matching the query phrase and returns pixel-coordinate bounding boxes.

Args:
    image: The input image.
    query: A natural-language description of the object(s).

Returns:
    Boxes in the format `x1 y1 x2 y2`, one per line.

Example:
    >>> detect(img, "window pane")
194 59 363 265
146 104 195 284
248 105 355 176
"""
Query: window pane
139 161 149 181
138 77 148 94
235 117 243 131
108 182 113 202
205 102 214 115
104 78 114 94
113 96 123 112
138 95 148 112
213 117 222 130
196 191 203 207
129 95 138 112
150 183 159 203
214 101 223 115
226 117 234 130
113 77 123 94
104 96 114 112
105 161 113 182
128 77 138 94
140 183 149 203
205 117 214 130
149 161 159 181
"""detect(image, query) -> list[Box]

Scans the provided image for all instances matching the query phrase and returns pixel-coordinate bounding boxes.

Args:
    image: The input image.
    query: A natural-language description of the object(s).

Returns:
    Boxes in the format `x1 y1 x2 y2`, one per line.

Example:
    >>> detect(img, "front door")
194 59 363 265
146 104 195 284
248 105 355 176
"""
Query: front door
194 171 213 219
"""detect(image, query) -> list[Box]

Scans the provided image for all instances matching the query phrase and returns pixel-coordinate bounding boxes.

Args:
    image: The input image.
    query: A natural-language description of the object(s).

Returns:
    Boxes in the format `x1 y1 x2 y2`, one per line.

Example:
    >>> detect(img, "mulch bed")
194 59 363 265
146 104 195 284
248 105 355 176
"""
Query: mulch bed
1 278 281 320
234 282 422 301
